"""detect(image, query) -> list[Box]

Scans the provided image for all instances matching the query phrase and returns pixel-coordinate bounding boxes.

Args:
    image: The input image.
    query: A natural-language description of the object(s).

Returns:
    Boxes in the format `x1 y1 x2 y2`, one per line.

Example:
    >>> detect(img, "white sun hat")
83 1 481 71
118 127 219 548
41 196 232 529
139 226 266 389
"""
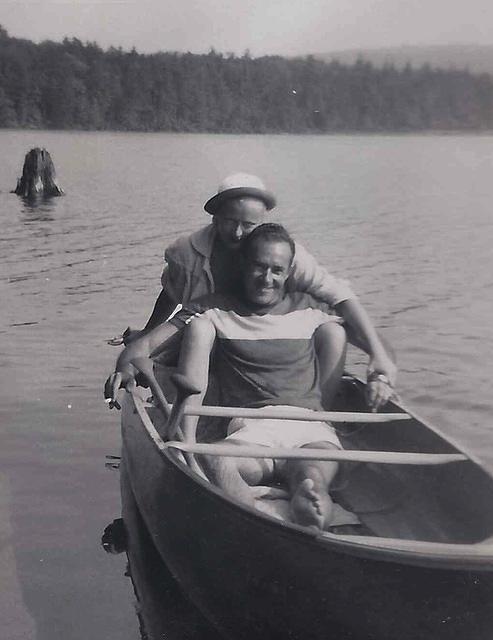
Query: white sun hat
204 173 276 214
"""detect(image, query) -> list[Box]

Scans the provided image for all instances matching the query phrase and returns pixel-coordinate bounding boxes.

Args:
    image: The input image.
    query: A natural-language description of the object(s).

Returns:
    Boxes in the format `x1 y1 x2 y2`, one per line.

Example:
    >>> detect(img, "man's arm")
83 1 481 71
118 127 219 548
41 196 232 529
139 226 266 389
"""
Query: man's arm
335 298 396 380
290 242 397 406
104 321 181 408
104 291 214 408
335 297 397 411
142 288 178 332
289 242 354 307
176 316 216 441
120 254 187 343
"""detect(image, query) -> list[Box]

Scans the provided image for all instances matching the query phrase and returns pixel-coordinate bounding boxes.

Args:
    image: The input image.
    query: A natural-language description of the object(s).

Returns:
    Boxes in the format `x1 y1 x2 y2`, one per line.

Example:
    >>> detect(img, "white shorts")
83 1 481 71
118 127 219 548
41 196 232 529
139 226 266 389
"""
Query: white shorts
225 405 341 450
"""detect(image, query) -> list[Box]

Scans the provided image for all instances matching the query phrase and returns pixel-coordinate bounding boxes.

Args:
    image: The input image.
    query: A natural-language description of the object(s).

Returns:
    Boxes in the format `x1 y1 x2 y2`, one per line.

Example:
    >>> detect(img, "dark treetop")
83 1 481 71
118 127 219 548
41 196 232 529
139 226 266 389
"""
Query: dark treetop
1 25 493 133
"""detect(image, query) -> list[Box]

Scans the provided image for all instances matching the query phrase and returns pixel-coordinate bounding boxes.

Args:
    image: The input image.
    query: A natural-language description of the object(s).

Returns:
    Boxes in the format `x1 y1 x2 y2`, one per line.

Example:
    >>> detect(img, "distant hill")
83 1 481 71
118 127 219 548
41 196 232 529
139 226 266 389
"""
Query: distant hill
315 45 493 76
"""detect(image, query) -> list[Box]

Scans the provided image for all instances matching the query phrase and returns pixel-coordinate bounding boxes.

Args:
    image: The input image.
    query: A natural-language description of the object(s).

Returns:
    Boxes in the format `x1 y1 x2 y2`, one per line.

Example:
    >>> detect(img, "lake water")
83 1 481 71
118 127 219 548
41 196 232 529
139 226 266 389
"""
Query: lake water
1 130 493 639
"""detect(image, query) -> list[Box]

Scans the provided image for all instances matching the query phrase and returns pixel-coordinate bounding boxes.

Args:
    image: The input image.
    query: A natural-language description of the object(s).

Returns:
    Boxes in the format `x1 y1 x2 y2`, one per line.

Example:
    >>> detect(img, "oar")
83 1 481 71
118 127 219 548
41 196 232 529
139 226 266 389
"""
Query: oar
168 405 410 423
163 441 467 466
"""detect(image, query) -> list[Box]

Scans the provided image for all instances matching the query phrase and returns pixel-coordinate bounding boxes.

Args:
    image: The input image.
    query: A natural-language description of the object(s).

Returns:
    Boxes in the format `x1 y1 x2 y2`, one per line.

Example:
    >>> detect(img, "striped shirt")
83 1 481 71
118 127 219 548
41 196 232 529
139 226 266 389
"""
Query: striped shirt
173 292 342 410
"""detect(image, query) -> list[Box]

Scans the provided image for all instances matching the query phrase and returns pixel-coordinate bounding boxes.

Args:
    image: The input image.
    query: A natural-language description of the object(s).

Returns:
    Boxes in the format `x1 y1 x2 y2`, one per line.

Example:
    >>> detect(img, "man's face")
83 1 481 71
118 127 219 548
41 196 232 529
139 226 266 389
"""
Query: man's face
214 198 268 249
242 238 293 308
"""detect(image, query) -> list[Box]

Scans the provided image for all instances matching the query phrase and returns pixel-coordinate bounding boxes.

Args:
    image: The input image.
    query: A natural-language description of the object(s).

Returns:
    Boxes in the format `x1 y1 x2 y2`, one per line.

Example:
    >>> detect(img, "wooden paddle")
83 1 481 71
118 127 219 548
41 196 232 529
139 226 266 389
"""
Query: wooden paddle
130 360 409 424
177 405 410 423
163 441 467 466
129 388 466 468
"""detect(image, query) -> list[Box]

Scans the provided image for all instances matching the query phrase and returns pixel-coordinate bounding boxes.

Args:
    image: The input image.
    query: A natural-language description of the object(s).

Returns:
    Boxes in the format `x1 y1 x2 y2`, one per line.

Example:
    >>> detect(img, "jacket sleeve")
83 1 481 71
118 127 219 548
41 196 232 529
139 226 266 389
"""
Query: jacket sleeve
161 248 188 307
289 242 356 306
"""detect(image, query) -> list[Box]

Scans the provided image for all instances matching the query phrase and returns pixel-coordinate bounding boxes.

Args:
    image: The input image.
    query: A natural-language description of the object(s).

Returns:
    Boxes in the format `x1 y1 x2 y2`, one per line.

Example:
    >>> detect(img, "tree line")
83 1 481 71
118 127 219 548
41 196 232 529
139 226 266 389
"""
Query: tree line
1 25 493 133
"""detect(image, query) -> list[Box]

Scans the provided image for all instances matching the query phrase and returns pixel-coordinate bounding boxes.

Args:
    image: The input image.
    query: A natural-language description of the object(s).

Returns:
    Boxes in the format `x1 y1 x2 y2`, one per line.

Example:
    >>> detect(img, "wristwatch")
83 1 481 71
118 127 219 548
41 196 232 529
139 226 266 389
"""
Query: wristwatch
367 371 393 387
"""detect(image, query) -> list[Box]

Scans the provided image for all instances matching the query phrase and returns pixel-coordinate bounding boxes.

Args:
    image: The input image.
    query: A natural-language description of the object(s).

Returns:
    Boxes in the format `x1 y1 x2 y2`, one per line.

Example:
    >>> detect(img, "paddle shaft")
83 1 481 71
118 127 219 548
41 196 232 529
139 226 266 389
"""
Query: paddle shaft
178 405 410 423
164 441 467 465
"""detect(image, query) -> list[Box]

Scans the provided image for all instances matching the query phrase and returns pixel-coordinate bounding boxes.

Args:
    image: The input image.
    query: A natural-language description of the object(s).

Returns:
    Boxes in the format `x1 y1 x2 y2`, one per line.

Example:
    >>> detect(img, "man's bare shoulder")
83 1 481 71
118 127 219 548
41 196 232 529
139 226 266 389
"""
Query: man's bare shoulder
188 292 237 314
171 293 236 329
284 291 333 314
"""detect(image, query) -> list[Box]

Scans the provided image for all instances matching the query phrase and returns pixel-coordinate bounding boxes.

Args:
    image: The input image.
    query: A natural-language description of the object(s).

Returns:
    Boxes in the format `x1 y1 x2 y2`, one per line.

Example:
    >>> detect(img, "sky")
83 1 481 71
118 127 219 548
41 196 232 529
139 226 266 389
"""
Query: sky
0 0 492 56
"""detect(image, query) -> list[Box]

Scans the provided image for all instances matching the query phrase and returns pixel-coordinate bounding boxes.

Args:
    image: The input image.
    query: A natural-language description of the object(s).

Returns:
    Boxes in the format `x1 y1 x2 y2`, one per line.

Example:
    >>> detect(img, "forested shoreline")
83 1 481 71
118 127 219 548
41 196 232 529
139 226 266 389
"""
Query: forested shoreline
1 25 493 133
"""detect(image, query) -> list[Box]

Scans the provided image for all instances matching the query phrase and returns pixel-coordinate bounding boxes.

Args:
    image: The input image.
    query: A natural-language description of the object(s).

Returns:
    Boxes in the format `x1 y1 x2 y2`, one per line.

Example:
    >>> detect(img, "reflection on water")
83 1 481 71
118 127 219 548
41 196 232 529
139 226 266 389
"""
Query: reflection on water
101 512 219 640
101 456 217 638
17 193 59 224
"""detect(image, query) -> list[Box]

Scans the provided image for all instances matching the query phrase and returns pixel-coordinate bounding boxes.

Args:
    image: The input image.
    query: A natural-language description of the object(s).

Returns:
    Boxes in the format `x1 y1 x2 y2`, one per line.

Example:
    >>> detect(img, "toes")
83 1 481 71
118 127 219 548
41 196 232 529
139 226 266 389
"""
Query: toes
302 480 321 505
299 478 317 498
300 478 314 491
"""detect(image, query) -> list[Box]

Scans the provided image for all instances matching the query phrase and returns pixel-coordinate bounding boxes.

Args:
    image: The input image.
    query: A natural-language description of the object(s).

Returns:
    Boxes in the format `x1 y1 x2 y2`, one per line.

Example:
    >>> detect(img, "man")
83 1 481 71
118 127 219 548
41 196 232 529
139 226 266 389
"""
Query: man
138 172 354 332
105 173 396 409
173 224 363 530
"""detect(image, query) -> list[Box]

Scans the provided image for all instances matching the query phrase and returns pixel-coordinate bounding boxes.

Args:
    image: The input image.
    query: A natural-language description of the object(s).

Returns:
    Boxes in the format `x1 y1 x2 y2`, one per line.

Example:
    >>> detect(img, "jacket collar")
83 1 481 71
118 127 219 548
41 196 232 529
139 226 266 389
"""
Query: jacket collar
190 224 216 258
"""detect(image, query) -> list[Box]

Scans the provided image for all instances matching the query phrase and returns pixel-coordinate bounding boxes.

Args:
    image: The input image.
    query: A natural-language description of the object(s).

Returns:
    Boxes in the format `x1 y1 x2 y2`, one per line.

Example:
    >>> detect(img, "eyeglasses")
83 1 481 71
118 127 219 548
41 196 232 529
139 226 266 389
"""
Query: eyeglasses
219 217 258 232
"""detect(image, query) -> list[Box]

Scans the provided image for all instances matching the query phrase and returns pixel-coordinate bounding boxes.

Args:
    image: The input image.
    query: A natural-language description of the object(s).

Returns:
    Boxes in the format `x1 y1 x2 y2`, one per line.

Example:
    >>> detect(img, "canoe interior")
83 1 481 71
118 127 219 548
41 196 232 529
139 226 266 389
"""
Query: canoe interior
151 369 493 546
330 378 493 544
121 386 493 640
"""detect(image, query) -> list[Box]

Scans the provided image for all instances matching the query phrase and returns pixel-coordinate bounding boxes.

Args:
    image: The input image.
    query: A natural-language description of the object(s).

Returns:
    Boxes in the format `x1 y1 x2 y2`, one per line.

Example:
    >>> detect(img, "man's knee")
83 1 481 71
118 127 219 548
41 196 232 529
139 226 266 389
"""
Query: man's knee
300 440 339 451
201 453 236 487
287 441 340 483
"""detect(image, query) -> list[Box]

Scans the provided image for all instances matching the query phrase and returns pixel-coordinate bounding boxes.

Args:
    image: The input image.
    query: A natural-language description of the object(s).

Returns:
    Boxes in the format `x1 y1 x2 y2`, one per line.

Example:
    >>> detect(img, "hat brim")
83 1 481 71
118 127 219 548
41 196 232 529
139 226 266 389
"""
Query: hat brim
204 187 276 215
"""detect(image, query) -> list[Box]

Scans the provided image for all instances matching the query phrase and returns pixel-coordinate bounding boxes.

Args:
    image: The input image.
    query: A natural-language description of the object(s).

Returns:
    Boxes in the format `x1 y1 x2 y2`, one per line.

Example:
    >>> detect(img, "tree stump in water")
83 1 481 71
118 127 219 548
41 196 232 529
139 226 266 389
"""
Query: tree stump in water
13 148 64 197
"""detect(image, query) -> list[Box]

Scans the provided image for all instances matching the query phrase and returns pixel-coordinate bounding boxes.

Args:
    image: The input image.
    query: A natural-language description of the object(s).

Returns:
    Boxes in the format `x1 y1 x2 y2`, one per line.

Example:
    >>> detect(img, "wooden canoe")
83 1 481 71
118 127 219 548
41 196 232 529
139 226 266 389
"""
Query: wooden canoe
120 375 493 639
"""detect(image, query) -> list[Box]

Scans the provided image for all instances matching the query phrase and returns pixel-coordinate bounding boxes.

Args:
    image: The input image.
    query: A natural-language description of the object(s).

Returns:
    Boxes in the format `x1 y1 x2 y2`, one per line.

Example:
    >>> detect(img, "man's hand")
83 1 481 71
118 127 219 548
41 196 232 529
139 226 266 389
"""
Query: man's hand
366 349 398 413
104 330 155 409
104 320 179 410
104 364 136 410
107 327 143 347
335 298 398 410
369 352 397 388
365 376 395 412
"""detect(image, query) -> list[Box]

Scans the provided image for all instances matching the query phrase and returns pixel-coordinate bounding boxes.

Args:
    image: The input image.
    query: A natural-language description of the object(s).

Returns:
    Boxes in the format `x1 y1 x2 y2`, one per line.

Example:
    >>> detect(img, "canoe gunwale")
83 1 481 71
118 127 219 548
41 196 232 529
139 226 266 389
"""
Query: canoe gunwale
126 386 493 570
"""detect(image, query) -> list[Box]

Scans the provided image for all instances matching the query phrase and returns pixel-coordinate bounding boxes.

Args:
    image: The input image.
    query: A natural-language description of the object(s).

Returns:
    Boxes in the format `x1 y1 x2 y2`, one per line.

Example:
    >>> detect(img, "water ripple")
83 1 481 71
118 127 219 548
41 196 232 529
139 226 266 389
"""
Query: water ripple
1 131 493 638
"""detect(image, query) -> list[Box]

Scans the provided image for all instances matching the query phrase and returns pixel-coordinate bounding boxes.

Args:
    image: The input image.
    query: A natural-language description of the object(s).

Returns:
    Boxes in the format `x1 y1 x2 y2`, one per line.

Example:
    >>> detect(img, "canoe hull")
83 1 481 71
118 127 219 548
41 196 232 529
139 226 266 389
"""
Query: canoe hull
121 394 493 640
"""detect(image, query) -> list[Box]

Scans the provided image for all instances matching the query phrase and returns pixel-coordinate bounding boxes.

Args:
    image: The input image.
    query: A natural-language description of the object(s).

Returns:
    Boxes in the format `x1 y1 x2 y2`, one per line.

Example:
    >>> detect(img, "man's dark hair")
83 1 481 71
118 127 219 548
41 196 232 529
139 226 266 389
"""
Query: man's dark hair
241 223 295 263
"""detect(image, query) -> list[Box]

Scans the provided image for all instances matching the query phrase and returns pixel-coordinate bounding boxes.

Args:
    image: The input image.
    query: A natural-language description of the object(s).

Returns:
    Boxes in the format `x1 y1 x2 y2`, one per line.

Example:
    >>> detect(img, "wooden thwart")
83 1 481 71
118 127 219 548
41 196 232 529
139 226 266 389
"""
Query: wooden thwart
178 405 411 423
164 441 467 466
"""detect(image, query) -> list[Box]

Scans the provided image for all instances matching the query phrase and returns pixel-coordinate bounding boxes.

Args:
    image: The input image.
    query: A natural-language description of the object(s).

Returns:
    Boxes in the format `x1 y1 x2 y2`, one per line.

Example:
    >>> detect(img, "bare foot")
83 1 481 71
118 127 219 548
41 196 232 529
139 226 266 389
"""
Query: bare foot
289 478 334 530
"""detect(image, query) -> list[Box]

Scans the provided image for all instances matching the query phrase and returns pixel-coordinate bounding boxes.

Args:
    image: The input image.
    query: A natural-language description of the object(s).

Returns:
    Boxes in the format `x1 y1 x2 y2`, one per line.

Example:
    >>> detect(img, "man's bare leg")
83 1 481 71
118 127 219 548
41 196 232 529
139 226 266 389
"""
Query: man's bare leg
283 442 339 530
201 440 274 507
314 322 347 409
